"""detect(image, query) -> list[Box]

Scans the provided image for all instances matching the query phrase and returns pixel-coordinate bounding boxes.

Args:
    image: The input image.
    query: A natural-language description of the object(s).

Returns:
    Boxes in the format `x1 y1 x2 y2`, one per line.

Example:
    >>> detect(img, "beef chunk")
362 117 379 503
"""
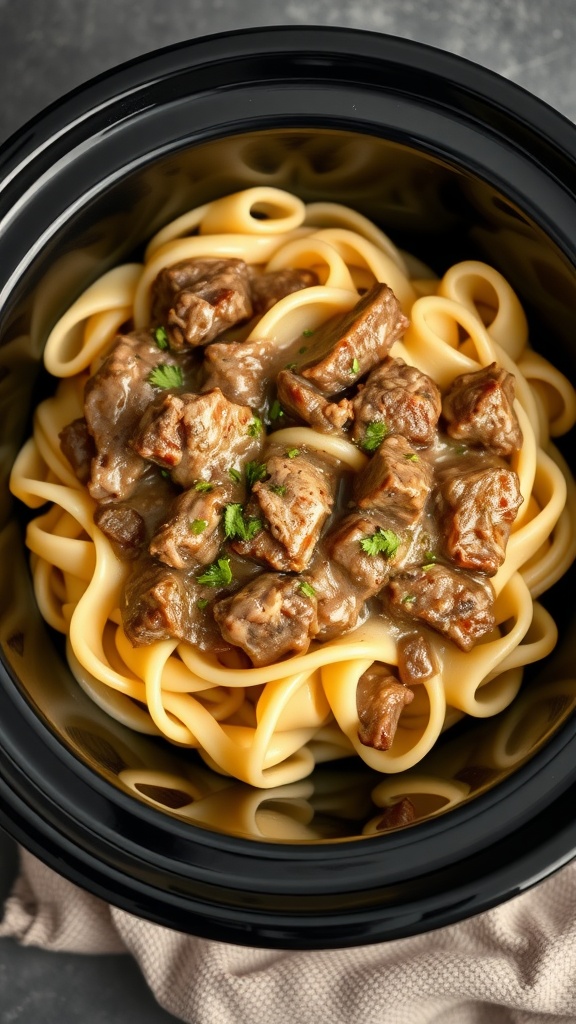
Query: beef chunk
213 572 319 667
84 332 180 501
351 356 441 447
202 339 278 410
276 369 352 435
442 362 523 457
149 483 232 570
94 503 145 560
327 512 404 599
438 462 523 575
304 555 365 642
151 258 253 349
300 284 409 396
123 558 203 646
386 563 495 651
356 664 414 750
375 796 416 831
59 417 95 484
397 632 438 685
353 435 433 526
232 448 337 572
132 388 262 488
249 267 318 315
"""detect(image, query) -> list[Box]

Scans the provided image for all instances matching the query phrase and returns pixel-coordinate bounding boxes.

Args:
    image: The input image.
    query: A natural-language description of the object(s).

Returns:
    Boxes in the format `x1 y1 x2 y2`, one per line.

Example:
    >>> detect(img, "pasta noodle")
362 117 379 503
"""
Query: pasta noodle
10 186 576 792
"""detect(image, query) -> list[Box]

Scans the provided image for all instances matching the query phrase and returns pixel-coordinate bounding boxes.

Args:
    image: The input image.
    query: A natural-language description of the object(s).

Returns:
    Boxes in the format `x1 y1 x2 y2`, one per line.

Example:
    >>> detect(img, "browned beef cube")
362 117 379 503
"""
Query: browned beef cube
276 369 352 435
351 356 441 447
94 503 145 560
397 633 438 685
375 797 416 831
84 331 182 501
59 417 95 484
151 258 253 349
356 664 414 750
123 558 203 646
202 339 278 410
132 388 262 489
300 283 409 396
386 563 495 651
232 448 338 572
213 572 319 667
149 483 232 570
327 512 404 599
353 435 432 526
303 555 365 642
438 462 523 575
442 362 523 457
249 267 318 315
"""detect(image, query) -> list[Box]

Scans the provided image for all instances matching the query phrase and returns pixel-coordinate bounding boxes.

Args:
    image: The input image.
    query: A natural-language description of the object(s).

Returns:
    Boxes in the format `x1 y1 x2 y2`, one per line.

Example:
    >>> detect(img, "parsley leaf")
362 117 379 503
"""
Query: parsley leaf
298 346 308 354
298 581 316 599
359 528 401 559
154 326 169 350
245 461 268 488
269 483 287 496
302 328 315 337
360 421 389 452
350 357 360 375
148 363 183 389
404 452 420 462
223 503 263 542
423 551 437 565
286 448 300 459
196 558 233 587
228 467 242 484
285 362 297 371
190 519 207 534
247 416 263 437
194 480 213 493
196 598 209 612
269 399 284 422
401 593 416 604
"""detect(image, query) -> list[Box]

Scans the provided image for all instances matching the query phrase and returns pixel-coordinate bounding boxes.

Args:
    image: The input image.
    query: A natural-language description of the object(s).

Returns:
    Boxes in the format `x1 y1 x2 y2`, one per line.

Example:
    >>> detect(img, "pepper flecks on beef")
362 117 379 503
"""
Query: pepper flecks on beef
385 563 496 652
356 664 414 751
132 388 263 489
149 483 233 570
351 356 442 447
442 362 523 457
59 417 95 485
213 572 319 667
84 331 183 502
231 447 338 573
299 283 409 397
150 257 253 350
248 266 319 316
276 368 353 436
437 461 523 575
353 434 433 526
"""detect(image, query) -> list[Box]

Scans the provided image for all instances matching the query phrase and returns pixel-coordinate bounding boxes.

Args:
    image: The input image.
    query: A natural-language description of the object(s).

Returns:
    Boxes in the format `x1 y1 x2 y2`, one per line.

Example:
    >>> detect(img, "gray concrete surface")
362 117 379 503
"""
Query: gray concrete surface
0 0 574 1020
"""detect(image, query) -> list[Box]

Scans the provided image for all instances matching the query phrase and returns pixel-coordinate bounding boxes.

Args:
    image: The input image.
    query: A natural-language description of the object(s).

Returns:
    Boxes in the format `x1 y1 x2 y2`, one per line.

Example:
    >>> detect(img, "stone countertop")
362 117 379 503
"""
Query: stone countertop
0 1 574 1021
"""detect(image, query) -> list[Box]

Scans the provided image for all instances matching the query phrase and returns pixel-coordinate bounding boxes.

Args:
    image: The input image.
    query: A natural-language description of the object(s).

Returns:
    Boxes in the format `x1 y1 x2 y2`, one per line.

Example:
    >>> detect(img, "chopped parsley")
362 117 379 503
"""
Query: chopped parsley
286 448 300 459
245 461 268 488
147 364 183 389
298 580 316 599
160 469 170 479
223 503 262 542
299 346 308 354
350 357 360 375
269 399 284 421
285 362 297 371
247 416 263 437
194 480 213 493
401 593 416 604
190 519 207 534
455 444 468 455
404 452 420 462
196 558 233 587
423 551 437 564
228 467 242 484
360 420 388 452
359 528 401 559
196 598 209 612
269 483 287 497
302 328 315 337
154 326 169 350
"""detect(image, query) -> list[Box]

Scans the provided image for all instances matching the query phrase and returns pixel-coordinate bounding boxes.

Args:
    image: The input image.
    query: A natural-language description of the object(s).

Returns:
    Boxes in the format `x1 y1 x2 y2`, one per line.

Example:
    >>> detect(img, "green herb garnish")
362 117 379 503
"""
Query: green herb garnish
286 448 300 459
285 362 297 371
404 452 420 462
269 399 284 422
196 558 233 587
194 480 213 493
359 528 401 559
455 444 468 455
423 551 437 564
223 503 263 542
350 357 360 375
160 469 170 479
247 416 263 437
154 326 169 350
190 519 208 534
302 329 315 337
147 364 183 389
228 467 242 484
246 461 268 488
299 346 308 354
360 421 388 452
196 598 209 612
269 484 287 497
298 581 316 599
401 593 416 604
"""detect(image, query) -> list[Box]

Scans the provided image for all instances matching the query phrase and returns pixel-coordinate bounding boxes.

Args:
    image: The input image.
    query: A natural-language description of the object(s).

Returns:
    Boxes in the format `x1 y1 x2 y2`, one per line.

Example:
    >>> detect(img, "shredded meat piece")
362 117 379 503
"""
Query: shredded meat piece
123 558 204 646
276 369 352 435
356 665 414 750
59 417 95 484
132 388 262 488
249 267 318 315
300 283 409 396
442 362 523 457
397 632 437 685
202 339 279 410
213 572 319 667
149 483 233 570
94 503 146 560
151 257 253 349
386 563 495 651
351 356 441 447
438 461 523 575
375 797 417 831
353 434 433 526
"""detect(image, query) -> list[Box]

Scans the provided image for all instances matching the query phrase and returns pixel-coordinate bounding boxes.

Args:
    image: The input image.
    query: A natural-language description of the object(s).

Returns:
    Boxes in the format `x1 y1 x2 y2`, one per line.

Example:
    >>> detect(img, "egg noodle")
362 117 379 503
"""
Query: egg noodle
10 187 576 789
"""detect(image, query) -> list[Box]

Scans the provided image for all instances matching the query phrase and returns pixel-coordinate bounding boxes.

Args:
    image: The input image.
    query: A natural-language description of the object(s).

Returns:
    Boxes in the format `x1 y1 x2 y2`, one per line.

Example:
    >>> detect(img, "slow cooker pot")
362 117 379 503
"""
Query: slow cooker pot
1 27 576 949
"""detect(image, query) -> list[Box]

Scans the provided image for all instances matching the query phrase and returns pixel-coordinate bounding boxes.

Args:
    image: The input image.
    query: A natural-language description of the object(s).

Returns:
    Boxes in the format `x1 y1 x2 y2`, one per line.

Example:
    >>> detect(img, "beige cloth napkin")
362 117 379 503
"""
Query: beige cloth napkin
2 847 576 1024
